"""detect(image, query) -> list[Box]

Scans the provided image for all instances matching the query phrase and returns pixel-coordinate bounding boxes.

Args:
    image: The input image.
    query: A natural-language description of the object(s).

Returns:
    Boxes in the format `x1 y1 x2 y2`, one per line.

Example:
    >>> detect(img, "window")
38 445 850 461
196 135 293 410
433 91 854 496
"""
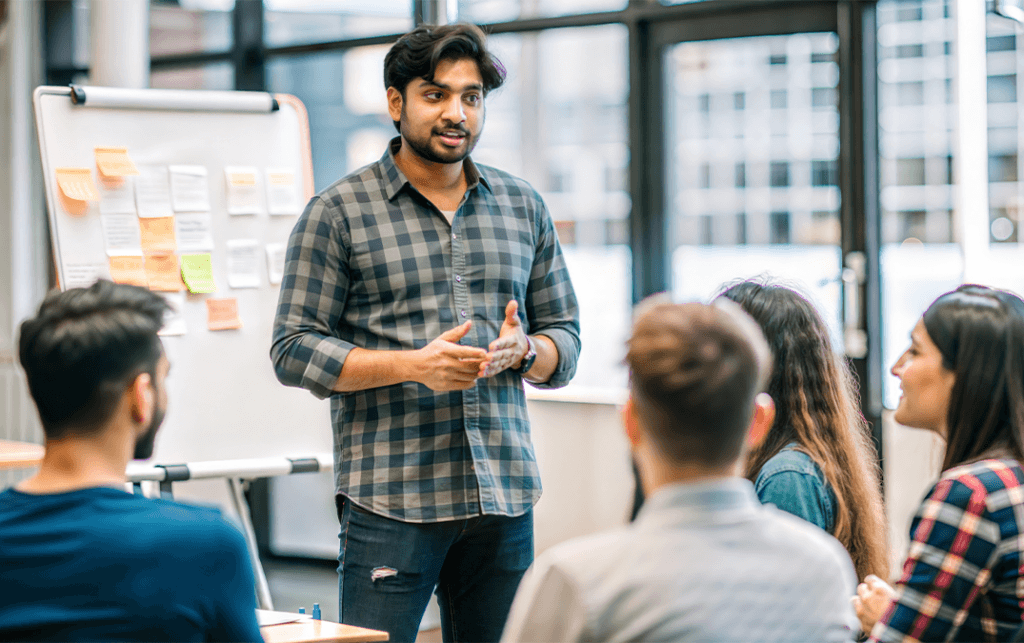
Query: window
987 35 1016 53
895 44 924 58
699 163 711 189
811 87 837 108
811 160 837 187
988 75 1017 103
733 92 745 110
769 54 787 65
264 1 412 47
700 215 713 245
895 158 926 186
898 210 927 241
896 5 923 21
989 155 1018 183
736 213 747 244
698 93 711 113
735 163 746 188
769 161 790 187
769 211 790 244
810 52 835 63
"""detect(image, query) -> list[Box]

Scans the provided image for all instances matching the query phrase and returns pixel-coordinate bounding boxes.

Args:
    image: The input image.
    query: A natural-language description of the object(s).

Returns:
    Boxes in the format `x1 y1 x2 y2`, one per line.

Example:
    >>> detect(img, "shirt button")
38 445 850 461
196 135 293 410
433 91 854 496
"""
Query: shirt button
455 275 462 283
452 233 457 240
460 310 467 318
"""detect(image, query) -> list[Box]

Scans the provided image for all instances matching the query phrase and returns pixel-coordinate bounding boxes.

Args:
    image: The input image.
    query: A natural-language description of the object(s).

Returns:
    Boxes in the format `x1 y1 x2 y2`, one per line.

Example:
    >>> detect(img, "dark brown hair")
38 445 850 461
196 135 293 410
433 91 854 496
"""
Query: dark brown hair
719 280 889 582
384 23 506 132
922 284 1024 471
18 280 168 439
626 300 771 468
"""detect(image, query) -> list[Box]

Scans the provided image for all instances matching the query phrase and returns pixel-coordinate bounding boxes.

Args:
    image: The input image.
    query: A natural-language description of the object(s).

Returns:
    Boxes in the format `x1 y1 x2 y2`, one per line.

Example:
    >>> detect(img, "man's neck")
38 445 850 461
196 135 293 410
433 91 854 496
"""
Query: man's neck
393 139 466 194
637 456 740 498
16 427 133 495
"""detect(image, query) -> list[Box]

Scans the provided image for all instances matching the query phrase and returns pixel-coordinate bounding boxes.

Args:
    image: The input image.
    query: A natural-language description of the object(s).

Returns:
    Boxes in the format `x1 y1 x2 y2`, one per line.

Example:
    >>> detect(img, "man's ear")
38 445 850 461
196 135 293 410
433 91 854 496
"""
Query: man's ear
386 86 404 124
747 392 775 449
622 397 641 449
130 372 154 427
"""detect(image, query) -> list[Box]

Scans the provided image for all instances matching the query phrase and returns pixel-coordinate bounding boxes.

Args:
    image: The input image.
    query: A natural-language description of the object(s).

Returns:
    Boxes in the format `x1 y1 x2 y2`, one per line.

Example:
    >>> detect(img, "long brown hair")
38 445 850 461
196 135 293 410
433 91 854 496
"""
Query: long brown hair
922 285 1024 471
719 280 889 581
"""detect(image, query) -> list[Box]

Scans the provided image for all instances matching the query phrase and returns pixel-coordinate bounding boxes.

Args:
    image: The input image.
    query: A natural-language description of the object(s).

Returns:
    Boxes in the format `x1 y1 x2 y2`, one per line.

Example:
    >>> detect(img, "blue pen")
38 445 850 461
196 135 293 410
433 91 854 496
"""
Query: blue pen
312 603 321 620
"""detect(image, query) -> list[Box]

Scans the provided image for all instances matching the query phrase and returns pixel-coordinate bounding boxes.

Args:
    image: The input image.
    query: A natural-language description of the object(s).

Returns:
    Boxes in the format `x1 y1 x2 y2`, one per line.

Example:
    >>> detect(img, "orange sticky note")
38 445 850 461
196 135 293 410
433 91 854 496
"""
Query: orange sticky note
140 216 176 253
108 256 147 287
206 297 243 331
94 147 140 178
55 168 100 202
145 254 185 292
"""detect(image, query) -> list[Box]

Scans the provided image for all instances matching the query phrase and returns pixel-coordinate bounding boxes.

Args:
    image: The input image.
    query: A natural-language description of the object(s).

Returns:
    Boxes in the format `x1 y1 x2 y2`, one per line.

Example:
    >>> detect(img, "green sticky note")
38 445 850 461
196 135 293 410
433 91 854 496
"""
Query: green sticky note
180 253 216 294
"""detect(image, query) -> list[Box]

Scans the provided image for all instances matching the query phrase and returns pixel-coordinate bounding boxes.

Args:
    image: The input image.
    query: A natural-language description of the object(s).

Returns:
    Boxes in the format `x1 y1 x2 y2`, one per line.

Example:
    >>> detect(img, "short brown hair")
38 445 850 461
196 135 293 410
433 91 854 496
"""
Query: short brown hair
626 301 771 467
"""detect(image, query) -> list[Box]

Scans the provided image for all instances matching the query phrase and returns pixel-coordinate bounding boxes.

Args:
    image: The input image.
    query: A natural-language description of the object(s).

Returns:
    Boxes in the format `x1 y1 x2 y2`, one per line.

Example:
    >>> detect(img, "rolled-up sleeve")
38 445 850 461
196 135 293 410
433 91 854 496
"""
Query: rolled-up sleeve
526 199 580 390
270 196 355 400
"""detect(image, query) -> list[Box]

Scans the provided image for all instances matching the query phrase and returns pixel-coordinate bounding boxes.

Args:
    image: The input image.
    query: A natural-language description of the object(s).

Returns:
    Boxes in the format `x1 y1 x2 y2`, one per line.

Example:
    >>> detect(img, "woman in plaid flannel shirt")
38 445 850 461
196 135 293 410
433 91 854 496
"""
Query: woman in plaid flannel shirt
854 285 1024 642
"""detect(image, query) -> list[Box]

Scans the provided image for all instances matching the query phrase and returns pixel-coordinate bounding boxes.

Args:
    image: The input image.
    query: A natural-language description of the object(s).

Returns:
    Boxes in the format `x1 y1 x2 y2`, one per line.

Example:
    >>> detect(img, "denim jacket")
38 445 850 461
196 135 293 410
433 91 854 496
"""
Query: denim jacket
754 443 837 534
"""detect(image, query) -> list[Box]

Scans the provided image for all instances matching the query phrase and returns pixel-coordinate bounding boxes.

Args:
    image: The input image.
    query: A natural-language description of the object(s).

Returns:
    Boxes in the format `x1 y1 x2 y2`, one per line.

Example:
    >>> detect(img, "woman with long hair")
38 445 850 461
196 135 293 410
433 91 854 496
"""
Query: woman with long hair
718 280 889 583
855 285 1024 641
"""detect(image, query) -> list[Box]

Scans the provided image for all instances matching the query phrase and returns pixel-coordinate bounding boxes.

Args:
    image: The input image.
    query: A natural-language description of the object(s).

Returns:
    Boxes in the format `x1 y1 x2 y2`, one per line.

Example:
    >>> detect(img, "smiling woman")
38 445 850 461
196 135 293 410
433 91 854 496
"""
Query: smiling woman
856 285 1024 642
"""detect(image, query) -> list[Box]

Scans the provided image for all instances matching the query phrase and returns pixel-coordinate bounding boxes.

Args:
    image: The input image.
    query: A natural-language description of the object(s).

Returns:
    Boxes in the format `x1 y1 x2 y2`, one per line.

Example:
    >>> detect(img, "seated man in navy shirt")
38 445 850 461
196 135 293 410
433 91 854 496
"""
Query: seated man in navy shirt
0 280 262 642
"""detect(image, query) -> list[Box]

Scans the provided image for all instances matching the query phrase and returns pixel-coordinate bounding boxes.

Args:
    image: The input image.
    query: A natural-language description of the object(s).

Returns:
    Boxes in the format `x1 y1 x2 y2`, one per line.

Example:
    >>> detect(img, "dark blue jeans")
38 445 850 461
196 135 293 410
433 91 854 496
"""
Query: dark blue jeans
335 495 533 643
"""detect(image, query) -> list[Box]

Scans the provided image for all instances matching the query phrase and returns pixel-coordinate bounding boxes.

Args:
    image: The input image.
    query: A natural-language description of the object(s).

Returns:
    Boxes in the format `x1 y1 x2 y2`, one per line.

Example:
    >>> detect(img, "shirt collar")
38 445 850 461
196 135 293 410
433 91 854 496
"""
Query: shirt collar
380 136 491 202
634 477 762 528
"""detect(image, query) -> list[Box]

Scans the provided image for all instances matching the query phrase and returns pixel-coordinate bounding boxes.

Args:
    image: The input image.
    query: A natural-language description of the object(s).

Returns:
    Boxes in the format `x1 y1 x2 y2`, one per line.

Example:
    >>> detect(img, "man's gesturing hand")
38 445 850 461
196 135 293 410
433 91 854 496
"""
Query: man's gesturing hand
413 321 487 391
480 300 529 378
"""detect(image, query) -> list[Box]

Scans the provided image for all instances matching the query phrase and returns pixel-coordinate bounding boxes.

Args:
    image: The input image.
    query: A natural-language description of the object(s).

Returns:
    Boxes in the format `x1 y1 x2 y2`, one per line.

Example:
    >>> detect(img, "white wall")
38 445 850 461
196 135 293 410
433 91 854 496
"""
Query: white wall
0 1 49 489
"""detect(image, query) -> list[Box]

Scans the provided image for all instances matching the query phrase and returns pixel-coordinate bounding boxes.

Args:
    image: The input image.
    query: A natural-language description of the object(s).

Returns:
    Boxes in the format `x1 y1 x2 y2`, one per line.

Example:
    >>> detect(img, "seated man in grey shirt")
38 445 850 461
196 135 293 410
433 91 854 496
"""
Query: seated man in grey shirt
501 300 859 643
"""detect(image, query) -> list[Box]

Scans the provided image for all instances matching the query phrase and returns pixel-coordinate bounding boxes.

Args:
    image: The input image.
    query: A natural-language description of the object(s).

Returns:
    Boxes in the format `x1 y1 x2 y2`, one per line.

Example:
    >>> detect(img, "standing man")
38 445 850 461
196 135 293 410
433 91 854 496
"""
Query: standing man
270 22 580 643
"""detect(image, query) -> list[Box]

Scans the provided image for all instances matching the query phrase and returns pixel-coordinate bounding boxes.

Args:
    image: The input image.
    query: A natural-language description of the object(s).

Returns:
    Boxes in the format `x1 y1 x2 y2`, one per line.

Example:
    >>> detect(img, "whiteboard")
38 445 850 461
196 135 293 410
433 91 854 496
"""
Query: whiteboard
33 85 333 464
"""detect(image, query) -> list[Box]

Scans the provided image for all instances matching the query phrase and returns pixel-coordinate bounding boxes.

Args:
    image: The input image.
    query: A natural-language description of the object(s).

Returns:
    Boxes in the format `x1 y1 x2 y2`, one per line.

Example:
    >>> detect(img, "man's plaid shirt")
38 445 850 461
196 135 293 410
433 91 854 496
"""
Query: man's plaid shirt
271 139 580 523
869 458 1024 642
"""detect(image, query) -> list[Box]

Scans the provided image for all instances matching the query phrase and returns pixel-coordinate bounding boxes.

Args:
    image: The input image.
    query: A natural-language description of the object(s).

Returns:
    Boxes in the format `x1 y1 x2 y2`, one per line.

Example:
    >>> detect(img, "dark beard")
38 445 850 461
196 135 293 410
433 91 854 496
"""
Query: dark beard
132 405 165 460
401 109 479 164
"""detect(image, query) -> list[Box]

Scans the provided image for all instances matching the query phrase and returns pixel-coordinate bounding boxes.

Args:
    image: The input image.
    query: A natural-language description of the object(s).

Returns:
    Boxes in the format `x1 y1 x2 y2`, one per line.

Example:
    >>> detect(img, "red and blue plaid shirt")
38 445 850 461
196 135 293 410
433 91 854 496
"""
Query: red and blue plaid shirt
870 457 1024 642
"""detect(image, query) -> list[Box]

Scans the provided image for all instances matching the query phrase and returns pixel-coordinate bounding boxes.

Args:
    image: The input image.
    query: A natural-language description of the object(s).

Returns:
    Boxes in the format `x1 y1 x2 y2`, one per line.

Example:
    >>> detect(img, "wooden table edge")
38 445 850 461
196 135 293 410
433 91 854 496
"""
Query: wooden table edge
260 619 389 643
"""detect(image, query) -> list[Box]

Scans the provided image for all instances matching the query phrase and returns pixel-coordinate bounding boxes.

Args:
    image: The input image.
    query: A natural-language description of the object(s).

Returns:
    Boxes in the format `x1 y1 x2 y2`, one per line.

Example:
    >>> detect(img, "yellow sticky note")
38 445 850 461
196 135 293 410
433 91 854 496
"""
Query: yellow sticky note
108 256 147 288
180 253 216 294
206 297 242 331
144 254 185 292
140 216 176 253
55 168 100 202
94 147 140 178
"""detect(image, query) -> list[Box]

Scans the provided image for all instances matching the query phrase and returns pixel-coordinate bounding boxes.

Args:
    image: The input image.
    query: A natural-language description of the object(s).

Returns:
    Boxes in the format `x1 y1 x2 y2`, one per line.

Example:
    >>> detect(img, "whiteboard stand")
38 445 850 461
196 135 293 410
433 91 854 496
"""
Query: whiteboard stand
126 453 334 610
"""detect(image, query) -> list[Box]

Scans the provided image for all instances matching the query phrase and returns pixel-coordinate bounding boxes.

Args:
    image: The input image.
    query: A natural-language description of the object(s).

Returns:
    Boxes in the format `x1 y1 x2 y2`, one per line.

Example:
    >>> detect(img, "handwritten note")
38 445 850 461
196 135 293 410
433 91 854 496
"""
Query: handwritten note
265 169 300 216
174 212 215 253
225 166 261 215
180 253 216 294
169 165 211 212
100 213 143 256
55 168 100 202
226 239 260 288
144 254 185 292
94 147 140 179
206 297 243 331
62 262 107 289
265 242 286 285
108 256 147 287
135 166 173 218
139 217 176 253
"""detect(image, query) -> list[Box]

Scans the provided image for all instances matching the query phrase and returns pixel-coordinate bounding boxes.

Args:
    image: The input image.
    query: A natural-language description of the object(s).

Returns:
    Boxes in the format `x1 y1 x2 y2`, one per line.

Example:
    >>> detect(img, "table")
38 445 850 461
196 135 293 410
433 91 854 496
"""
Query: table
0 440 44 469
261 619 389 643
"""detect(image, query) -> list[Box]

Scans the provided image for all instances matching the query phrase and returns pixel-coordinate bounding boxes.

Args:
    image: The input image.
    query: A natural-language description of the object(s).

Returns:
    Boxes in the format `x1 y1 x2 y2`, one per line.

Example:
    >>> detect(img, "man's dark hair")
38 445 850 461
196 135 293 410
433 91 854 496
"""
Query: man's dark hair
625 301 771 468
384 23 506 132
18 280 169 439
